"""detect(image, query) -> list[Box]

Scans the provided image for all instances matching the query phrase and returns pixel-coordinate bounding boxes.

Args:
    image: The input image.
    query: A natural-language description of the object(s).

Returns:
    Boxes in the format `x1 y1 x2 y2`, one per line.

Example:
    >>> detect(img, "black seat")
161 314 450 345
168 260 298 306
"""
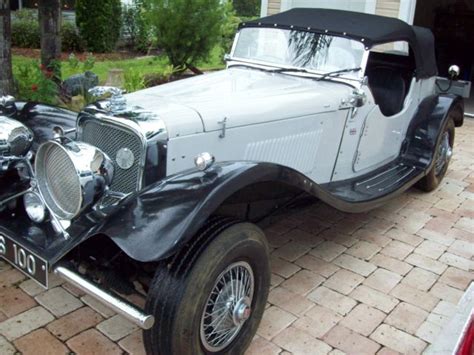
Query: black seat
368 66 407 116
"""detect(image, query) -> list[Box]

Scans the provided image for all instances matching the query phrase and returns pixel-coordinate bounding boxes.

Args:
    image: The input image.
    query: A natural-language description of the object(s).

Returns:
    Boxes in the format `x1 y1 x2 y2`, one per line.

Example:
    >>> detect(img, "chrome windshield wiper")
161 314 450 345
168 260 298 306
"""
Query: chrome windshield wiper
316 67 362 81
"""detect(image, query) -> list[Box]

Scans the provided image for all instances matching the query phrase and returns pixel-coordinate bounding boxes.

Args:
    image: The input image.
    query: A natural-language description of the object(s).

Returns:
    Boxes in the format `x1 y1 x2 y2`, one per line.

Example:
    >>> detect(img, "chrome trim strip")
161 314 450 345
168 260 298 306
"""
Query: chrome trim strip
54 266 155 330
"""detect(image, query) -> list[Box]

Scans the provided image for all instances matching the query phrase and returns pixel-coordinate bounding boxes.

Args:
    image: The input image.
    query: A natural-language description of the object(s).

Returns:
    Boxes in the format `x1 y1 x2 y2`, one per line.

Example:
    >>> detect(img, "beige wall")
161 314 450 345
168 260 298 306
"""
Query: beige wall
266 0 402 18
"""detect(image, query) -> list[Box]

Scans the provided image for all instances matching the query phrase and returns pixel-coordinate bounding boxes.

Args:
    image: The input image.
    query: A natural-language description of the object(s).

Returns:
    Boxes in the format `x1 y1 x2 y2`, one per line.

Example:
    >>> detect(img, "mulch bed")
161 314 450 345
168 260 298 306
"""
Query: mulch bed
13 48 139 61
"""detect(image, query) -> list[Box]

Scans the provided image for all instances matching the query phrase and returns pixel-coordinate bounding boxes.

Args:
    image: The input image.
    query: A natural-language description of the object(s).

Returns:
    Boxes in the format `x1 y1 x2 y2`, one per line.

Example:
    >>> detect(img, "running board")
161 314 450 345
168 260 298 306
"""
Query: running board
324 161 424 203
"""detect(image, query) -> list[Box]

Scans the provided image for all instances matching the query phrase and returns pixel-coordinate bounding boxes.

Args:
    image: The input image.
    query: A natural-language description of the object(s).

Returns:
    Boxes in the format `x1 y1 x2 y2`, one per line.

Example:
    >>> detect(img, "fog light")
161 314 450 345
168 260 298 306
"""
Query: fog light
194 152 215 171
24 192 46 223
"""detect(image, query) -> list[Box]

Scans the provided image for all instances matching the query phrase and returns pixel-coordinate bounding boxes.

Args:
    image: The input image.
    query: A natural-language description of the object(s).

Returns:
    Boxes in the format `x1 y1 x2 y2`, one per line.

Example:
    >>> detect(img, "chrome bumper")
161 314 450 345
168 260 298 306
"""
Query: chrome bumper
54 266 155 330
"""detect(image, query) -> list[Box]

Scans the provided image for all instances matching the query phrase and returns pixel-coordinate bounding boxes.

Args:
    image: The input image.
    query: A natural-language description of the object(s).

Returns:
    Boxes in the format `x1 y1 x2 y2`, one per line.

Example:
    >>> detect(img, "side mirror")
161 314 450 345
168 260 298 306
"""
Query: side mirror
350 89 367 108
448 65 460 80
223 53 231 62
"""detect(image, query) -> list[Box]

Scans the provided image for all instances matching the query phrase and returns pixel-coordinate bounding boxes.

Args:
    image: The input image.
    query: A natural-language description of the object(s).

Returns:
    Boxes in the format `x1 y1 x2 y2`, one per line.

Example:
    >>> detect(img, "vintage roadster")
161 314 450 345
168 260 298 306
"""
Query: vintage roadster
0 8 466 354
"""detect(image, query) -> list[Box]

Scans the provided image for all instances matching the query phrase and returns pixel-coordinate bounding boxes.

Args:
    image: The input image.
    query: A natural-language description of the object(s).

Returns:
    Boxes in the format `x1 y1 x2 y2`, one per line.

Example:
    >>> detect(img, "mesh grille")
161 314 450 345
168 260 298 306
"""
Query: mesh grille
39 144 82 217
81 120 143 194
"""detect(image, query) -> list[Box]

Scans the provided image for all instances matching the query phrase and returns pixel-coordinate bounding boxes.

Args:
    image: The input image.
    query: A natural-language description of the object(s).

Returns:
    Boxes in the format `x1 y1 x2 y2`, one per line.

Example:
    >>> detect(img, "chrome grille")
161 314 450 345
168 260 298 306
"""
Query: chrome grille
81 120 143 194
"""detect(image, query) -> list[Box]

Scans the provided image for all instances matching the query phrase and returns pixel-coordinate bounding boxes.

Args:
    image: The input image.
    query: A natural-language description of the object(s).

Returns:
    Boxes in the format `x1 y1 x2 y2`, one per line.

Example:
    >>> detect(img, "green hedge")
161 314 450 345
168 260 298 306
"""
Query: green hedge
11 10 85 52
76 0 122 53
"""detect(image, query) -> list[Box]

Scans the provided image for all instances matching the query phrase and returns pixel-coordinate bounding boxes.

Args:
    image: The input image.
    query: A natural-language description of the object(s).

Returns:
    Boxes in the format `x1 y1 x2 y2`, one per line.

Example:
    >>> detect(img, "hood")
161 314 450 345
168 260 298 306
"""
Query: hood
125 67 353 135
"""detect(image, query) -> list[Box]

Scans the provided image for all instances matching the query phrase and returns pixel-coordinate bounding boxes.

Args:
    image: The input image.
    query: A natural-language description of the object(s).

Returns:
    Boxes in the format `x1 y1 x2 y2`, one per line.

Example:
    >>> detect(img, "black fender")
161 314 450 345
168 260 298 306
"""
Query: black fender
403 93 463 171
95 161 384 263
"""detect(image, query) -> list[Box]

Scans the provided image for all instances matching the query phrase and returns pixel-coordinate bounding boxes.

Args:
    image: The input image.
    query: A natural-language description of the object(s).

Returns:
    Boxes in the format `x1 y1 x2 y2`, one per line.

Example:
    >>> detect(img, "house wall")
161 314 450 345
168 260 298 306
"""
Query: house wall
263 0 414 22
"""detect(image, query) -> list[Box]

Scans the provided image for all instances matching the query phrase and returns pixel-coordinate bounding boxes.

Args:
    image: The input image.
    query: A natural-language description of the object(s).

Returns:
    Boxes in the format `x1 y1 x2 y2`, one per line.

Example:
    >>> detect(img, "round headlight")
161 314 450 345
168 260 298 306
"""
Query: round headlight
35 140 114 220
24 192 46 223
0 116 33 157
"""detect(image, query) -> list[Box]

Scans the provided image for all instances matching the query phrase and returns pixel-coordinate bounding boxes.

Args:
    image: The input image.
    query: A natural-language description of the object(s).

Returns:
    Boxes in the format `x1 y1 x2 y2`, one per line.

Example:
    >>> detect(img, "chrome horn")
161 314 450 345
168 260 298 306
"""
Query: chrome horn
0 116 34 172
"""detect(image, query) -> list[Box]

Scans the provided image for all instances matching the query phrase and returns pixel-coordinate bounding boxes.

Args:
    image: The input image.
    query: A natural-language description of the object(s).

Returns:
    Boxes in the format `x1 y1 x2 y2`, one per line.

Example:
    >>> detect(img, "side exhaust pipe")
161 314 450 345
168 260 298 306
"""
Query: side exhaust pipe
54 266 155 330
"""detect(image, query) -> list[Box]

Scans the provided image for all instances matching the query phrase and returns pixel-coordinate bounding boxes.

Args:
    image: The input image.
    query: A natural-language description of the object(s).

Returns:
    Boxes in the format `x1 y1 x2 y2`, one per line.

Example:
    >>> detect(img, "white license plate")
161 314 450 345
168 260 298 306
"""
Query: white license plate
0 233 48 288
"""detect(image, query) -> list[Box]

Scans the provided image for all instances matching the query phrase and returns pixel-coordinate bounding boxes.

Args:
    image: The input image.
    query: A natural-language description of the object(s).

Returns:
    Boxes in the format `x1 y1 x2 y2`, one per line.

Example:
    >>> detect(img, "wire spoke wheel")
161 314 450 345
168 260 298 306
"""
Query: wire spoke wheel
200 261 255 352
434 131 453 176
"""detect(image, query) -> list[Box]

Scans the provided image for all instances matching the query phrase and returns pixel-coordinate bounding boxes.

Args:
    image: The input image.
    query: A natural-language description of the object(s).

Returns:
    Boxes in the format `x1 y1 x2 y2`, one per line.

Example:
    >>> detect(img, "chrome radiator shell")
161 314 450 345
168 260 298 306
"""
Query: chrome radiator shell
78 114 146 194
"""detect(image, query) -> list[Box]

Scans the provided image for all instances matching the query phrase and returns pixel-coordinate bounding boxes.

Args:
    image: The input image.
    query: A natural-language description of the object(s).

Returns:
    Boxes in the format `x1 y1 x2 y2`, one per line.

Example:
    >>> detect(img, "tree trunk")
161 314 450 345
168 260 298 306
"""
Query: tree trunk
39 0 61 70
0 0 14 96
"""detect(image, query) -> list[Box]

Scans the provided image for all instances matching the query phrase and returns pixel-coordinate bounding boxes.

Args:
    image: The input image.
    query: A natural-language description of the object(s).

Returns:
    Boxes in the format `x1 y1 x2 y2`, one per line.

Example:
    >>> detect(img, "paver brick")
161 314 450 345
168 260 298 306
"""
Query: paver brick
257 306 297 340
363 268 402 293
0 335 15 355
323 269 364 295
339 303 385 336
246 335 281 355
67 329 123 355
346 240 381 260
308 286 357 315
371 324 427 354
416 228 455 247
284 228 325 248
47 307 103 341
294 255 340 278
439 252 473 271
380 240 414 260
81 294 116 318
404 253 448 275
273 326 332 355
0 306 54 341
439 267 474 290
429 282 464 304
390 284 439 312
447 239 474 259
14 329 69 355
385 228 423 247
454 216 474 232
401 267 438 291
281 269 325 295
384 302 428 334
310 241 347 262
272 241 311 262
354 228 392 247
415 321 443 344
35 287 83 317
270 256 301 278
370 254 413 276
97 314 139 342
333 254 377 276
0 269 25 289
350 285 399 313
432 300 457 317
414 240 447 260
324 325 381 355
268 287 314 315
0 286 36 317
118 330 146 355
297 305 342 338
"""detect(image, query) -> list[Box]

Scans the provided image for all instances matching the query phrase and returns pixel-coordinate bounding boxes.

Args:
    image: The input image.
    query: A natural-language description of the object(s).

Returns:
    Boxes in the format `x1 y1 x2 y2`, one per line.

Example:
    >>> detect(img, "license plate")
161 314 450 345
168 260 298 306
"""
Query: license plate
0 233 48 288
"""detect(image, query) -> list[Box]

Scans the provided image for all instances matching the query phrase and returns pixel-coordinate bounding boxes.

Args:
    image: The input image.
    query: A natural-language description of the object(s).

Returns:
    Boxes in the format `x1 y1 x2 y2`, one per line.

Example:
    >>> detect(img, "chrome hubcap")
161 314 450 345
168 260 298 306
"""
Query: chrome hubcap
200 261 254 352
435 131 452 176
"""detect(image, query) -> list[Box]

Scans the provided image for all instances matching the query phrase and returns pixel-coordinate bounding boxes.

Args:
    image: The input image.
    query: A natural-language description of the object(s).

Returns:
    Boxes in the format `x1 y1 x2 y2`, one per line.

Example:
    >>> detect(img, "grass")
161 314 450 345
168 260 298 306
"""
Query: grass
12 46 226 85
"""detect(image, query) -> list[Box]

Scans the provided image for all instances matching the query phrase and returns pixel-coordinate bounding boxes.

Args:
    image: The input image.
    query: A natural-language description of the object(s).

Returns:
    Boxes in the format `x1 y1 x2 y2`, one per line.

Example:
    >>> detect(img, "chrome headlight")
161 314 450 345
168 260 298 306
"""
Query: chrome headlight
0 116 33 158
24 192 46 223
35 140 114 220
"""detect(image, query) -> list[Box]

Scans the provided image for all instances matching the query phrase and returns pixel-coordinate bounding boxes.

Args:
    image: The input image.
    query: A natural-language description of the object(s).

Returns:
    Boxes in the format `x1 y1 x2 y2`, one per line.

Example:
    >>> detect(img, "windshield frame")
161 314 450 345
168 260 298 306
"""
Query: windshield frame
228 29 370 83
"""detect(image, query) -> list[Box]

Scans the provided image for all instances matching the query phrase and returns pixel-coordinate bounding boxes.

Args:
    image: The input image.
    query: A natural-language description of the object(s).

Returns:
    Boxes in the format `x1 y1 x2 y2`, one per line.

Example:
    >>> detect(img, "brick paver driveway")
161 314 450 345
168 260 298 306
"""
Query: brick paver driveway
1 119 473 355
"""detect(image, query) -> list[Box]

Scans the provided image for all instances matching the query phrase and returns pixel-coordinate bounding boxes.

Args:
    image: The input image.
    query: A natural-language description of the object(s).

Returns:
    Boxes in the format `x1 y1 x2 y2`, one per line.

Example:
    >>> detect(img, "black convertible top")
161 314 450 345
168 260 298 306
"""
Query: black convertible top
240 8 437 78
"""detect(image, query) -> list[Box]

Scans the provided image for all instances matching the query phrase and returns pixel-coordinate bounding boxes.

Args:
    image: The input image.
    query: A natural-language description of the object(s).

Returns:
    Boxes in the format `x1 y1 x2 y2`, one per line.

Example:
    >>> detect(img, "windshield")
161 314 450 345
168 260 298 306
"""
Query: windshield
232 27 366 79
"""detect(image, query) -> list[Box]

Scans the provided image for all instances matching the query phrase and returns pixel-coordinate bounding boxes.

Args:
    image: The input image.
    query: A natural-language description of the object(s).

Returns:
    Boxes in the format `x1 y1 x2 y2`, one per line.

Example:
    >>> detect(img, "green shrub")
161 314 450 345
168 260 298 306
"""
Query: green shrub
14 61 59 105
146 0 227 71
61 22 86 52
221 2 241 53
76 0 122 53
122 0 152 53
12 17 40 48
233 0 260 17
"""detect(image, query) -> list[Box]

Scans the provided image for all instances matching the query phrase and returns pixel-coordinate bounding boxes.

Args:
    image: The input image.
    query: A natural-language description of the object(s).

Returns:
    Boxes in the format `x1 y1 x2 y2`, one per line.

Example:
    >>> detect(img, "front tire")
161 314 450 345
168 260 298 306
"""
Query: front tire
144 217 270 355
416 116 455 192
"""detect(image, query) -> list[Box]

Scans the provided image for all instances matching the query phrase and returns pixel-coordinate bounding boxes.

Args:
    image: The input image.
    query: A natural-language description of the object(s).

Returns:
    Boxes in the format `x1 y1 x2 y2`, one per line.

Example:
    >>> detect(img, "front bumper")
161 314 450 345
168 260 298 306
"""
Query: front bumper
1 212 155 330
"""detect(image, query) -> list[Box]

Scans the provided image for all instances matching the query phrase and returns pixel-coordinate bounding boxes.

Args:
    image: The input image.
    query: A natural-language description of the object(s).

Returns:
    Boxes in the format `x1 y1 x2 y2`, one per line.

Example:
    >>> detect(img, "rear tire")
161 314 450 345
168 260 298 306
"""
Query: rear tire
416 116 455 192
143 217 270 355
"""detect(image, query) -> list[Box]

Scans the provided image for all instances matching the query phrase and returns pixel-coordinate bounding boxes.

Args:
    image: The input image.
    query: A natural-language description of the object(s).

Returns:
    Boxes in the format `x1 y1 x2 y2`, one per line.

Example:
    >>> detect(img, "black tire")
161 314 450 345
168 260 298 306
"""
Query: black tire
143 216 270 355
416 116 455 192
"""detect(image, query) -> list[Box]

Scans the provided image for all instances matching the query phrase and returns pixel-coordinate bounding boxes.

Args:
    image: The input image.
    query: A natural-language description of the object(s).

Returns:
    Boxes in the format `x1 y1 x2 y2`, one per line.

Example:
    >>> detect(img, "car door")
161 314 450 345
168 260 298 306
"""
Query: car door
352 77 421 173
